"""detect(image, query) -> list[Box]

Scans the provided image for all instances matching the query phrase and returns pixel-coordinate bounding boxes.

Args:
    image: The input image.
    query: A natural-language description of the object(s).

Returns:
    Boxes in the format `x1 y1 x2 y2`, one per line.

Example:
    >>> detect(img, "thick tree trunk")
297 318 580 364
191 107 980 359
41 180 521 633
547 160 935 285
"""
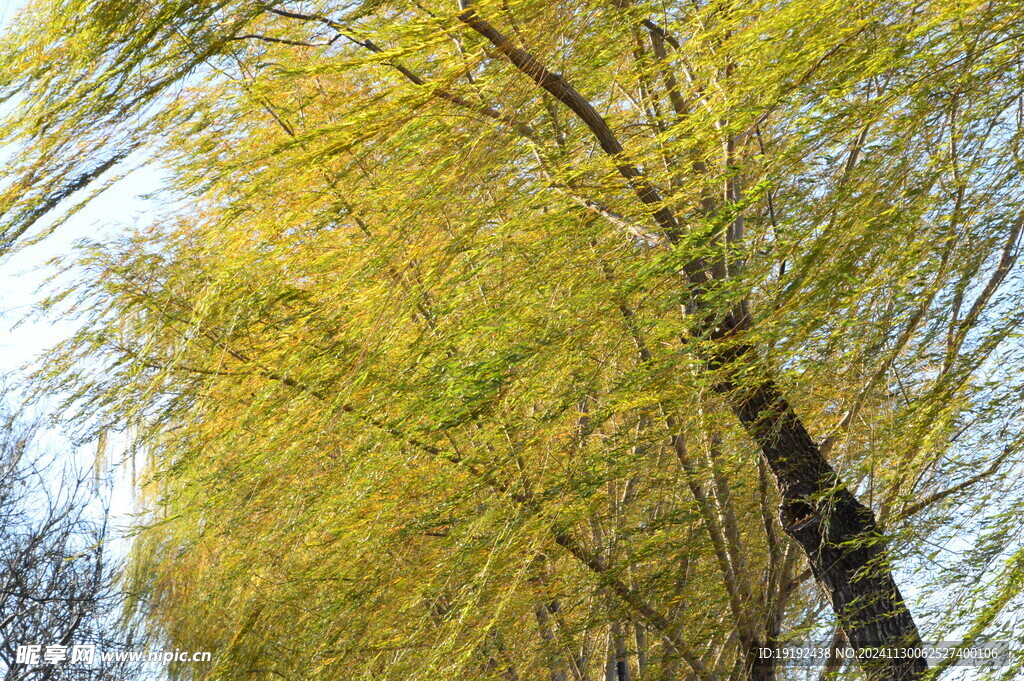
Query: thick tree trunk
458 12 927 679
710 341 927 681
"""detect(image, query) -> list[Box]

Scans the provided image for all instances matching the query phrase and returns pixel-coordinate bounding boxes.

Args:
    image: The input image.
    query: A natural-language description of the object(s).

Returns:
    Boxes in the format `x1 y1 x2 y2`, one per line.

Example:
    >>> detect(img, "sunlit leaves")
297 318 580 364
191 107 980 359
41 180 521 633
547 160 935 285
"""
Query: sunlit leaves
4 0 1024 679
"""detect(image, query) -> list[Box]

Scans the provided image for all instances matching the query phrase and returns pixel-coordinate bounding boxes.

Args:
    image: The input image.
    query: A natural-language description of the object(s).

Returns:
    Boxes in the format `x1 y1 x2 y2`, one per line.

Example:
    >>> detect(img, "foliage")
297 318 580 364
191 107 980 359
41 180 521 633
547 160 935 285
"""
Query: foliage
3 0 1024 679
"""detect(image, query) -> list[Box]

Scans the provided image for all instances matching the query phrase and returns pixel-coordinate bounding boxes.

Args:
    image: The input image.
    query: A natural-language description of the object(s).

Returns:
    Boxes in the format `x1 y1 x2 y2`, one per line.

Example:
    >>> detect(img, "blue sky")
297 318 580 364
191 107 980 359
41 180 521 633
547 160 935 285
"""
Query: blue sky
1 159 165 527
1 166 163 375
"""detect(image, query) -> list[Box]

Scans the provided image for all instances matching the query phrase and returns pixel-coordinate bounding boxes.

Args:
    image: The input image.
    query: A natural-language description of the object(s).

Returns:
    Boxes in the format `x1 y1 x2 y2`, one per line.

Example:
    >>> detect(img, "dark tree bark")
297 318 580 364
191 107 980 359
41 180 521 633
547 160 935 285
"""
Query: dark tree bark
710 339 927 681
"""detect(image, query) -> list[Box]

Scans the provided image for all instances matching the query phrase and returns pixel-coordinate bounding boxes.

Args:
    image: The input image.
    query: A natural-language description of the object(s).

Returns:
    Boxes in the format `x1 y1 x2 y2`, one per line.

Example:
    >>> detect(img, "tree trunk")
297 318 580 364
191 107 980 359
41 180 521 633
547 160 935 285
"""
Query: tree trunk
710 341 927 681
459 12 928 679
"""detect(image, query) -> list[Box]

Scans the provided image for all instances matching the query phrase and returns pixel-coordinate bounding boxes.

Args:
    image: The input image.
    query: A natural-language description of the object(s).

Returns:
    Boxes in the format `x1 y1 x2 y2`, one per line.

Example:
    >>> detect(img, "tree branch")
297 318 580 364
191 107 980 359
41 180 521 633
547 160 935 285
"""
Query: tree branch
457 8 688 246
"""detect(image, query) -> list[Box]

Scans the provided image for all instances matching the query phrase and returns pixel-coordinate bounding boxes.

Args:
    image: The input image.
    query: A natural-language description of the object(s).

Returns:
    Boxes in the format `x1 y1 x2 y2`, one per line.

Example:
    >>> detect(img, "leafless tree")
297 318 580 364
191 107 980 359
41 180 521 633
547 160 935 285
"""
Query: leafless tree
0 405 140 681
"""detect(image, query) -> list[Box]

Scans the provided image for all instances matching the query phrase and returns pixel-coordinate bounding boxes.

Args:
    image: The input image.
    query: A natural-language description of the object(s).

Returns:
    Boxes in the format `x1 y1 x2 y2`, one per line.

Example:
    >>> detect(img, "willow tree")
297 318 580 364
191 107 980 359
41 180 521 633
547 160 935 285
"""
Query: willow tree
2 0 1024 680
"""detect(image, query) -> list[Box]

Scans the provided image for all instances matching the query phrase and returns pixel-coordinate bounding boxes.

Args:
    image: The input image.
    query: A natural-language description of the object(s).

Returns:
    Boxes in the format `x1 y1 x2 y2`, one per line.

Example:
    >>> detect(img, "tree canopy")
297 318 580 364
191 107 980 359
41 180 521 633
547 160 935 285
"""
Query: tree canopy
2 0 1024 680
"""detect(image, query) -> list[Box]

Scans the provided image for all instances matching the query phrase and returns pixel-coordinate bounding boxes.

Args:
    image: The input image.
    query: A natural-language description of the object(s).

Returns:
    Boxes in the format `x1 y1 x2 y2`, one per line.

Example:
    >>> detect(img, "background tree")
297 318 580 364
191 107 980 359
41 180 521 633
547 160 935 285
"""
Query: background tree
0 402 139 681
3 1 1024 680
